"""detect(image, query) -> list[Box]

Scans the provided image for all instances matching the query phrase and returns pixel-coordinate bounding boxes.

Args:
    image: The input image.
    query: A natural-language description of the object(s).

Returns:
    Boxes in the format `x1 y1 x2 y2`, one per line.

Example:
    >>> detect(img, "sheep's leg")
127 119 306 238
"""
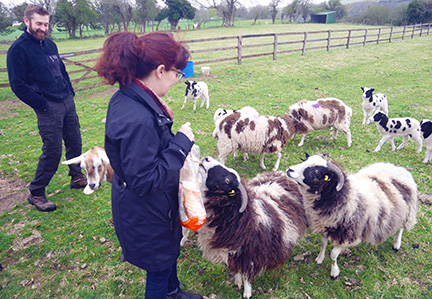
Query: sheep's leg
346 129 352 147
362 110 368 125
330 245 344 279
181 97 188 110
243 278 252 299
233 150 238 160
330 128 338 140
180 227 190 246
200 96 205 108
234 273 242 289
243 153 249 161
411 134 423 153
193 99 197 113
374 135 392 152
424 148 432 163
397 135 410 150
298 134 307 147
260 153 266 170
206 96 210 109
393 228 404 251
316 236 328 264
272 152 282 171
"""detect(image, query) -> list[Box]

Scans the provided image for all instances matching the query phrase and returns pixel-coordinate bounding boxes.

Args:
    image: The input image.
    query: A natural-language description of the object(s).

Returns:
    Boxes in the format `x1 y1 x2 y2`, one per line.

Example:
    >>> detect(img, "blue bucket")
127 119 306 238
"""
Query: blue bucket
182 61 194 78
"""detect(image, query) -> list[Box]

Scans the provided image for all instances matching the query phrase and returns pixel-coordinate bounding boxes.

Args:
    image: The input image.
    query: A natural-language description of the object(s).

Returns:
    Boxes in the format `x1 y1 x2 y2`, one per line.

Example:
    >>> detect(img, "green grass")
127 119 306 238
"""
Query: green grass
0 23 432 298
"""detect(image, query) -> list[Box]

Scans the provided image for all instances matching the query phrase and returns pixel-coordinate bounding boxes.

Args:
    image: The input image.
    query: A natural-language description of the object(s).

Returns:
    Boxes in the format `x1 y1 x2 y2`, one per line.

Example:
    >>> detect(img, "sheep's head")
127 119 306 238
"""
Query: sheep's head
287 154 345 194
361 87 374 99
199 157 248 213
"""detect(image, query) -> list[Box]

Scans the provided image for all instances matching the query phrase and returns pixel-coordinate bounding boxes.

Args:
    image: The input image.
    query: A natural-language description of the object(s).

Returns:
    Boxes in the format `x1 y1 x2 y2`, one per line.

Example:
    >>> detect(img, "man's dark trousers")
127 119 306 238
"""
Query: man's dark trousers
29 94 82 196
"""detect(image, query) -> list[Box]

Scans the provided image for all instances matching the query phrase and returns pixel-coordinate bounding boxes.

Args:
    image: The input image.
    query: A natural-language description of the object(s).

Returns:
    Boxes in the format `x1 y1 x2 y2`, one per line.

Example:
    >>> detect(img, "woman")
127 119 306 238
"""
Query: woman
95 31 202 299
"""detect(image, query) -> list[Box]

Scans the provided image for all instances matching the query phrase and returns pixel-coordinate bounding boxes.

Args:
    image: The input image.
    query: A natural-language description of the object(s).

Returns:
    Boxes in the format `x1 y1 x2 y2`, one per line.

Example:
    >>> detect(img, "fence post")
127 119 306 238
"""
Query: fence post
327 31 331 51
377 28 381 44
402 24 406 40
411 24 416 38
346 30 351 49
273 33 278 60
420 23 423 37
302 32 308 56
363 29 367 46
389 27 393 43
237 36 242 65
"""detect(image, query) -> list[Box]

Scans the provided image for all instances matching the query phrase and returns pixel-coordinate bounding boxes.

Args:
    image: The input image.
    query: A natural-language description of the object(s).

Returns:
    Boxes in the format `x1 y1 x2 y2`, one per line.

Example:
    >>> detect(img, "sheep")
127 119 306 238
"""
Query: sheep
371 111 422 153
286 153 418 279
214 107 294 171
288 97 353 147
198 157 307 298
420 118 432 163
361 87 389 125
62 147 113 195
181 80 210 112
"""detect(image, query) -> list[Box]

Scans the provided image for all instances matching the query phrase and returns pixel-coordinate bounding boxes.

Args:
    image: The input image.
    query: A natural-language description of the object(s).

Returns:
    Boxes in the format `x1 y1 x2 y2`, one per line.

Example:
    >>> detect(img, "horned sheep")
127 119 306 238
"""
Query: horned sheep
361 87 389 125
287 154 418 279
288 97 353 147
198 157 307 298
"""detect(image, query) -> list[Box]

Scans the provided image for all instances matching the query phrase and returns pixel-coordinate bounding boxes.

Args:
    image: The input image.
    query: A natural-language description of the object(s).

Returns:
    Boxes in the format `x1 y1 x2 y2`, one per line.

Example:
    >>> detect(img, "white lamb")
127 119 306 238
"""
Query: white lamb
182 80 210 112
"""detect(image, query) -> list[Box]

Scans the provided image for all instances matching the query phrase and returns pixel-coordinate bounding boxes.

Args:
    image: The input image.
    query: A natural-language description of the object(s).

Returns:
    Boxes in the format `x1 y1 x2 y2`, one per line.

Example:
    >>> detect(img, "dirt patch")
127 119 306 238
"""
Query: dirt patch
0 176 28 215
84 87 117 100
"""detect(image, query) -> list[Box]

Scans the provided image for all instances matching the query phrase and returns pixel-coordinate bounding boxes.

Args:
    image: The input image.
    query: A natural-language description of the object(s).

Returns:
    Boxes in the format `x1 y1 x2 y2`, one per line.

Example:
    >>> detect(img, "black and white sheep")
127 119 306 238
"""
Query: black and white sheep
288 97 353 147
182 80 210 112
198 157 307 298
371 111 422 153
287 154 418 279
361 87 388 125
420 118 432 163
213 108 294 171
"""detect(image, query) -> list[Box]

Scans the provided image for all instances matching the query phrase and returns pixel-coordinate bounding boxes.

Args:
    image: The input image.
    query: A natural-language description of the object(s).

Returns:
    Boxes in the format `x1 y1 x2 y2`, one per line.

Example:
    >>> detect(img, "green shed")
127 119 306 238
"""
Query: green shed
310 11 337 24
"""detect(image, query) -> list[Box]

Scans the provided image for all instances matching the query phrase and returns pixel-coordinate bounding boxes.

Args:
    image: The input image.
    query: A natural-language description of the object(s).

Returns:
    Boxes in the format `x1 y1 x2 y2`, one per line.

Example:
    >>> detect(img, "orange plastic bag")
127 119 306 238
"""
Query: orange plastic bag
179 145 206 231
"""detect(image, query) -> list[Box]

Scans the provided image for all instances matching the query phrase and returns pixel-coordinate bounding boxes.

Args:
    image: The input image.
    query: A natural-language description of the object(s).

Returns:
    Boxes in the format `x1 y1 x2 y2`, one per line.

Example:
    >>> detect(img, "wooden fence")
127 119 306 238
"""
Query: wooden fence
1 23 431 91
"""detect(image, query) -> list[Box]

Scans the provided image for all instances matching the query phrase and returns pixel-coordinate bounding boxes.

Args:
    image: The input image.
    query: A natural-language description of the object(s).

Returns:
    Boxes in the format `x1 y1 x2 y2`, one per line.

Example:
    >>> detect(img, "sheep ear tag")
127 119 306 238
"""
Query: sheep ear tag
324 175 331 182
228 190 236 197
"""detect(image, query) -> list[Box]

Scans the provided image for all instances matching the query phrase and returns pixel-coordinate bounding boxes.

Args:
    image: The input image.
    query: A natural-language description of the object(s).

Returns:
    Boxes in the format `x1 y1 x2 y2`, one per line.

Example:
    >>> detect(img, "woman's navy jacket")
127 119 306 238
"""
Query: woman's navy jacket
105 81 194 272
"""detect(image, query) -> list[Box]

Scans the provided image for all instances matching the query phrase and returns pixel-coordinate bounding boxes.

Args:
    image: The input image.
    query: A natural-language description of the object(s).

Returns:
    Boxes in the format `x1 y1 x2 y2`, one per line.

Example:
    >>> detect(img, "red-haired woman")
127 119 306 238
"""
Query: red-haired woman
96 31 202 299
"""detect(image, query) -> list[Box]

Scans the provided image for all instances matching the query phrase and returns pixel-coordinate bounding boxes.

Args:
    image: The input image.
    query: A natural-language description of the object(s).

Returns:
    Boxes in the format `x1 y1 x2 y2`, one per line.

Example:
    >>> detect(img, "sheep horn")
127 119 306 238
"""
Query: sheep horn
300 152 310 162
327 161 345 191
238 183 248 213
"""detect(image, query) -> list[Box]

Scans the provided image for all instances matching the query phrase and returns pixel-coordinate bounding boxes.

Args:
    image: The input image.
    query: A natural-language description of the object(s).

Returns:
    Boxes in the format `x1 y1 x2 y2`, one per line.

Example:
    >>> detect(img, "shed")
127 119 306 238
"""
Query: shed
310 11 337 24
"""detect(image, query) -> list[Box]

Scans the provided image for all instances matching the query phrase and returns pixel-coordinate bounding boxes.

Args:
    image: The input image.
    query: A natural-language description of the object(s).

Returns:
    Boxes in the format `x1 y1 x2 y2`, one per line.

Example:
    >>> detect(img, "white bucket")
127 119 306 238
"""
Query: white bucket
201 66 210 76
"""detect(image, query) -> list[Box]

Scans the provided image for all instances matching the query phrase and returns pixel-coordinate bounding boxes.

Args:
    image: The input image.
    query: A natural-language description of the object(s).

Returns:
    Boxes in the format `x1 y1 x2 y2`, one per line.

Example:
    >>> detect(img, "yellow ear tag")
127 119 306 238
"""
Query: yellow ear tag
324 175 331 182
228 190 236 196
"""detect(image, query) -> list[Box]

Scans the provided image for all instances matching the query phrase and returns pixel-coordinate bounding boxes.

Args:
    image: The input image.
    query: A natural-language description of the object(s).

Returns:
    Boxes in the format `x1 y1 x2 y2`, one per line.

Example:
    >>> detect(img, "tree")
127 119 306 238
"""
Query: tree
54 0 95 38
0 3 14 35
326 0 346 20
135 0 158 32
406 0 432 24
113 0 134 31
300 0 310 22
268 0 280 24
249 5 267 25
362 5 392 25
94 0 115 35
156 0 195 31
284 0 301 23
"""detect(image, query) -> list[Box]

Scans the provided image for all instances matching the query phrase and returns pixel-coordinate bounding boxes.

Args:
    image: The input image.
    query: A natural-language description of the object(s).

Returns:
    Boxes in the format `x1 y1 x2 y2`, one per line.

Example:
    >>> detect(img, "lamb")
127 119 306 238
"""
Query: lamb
420 118 432 163
371 111 422 153
62 146 113 195
361 87 388 125
181 80 210 112
287 153 418 279
198 157 307 298
214 108 294 171
288 97 353 147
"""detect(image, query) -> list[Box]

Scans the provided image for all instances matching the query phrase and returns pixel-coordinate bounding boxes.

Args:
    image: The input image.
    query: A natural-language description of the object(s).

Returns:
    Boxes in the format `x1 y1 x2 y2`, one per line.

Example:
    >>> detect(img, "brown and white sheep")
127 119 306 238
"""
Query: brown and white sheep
198 157 307 298
287 154 418 279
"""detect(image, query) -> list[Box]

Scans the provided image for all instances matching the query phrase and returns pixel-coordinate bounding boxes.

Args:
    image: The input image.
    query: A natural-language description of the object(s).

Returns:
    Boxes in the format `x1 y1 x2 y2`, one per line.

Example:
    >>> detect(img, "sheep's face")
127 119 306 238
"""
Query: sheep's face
199 157 241 194
361 87 374 99
287 155 340 194
371 111 387 124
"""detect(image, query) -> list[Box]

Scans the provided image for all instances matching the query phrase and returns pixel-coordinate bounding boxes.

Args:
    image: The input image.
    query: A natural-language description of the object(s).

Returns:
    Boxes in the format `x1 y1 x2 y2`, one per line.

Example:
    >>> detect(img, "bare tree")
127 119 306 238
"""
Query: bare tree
269 0 280 24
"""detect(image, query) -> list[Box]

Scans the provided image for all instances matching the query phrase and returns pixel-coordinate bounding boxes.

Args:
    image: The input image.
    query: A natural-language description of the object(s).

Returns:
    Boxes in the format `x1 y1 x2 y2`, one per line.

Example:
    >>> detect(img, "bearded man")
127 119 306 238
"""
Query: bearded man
7 4 87 212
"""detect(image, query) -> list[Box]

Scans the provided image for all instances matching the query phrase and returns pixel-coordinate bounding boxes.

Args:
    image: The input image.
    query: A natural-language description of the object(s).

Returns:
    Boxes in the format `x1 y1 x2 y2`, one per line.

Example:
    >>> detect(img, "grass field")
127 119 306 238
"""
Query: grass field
0 23 431 298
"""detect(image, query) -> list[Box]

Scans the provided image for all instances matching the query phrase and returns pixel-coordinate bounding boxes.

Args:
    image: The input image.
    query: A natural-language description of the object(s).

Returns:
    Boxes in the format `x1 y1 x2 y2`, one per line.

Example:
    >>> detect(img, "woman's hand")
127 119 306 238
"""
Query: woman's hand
178 122 194 142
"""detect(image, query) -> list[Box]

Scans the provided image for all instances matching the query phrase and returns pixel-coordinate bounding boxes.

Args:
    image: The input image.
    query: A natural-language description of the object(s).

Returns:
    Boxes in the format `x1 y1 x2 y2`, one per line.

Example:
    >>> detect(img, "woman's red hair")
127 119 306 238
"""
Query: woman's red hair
95 31 190 86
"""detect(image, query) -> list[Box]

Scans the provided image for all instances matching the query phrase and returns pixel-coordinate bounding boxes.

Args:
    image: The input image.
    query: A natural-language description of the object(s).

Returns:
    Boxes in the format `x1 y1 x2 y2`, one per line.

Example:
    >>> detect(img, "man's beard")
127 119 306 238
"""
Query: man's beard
28 23 48 40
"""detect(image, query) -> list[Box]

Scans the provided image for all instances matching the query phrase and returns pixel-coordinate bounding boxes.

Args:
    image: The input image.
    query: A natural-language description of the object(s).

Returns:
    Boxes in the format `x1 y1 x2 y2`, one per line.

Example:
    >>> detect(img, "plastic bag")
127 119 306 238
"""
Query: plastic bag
178 144 206 231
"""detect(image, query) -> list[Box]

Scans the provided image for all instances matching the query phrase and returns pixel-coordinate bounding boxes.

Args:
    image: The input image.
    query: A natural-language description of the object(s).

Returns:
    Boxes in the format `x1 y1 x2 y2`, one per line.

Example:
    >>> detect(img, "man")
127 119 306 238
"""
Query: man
7 4 87 212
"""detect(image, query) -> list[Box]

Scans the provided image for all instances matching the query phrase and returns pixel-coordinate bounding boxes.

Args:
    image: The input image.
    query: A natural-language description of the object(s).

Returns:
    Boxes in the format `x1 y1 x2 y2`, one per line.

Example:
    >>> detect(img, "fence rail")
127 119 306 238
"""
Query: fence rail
1 23 431 91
